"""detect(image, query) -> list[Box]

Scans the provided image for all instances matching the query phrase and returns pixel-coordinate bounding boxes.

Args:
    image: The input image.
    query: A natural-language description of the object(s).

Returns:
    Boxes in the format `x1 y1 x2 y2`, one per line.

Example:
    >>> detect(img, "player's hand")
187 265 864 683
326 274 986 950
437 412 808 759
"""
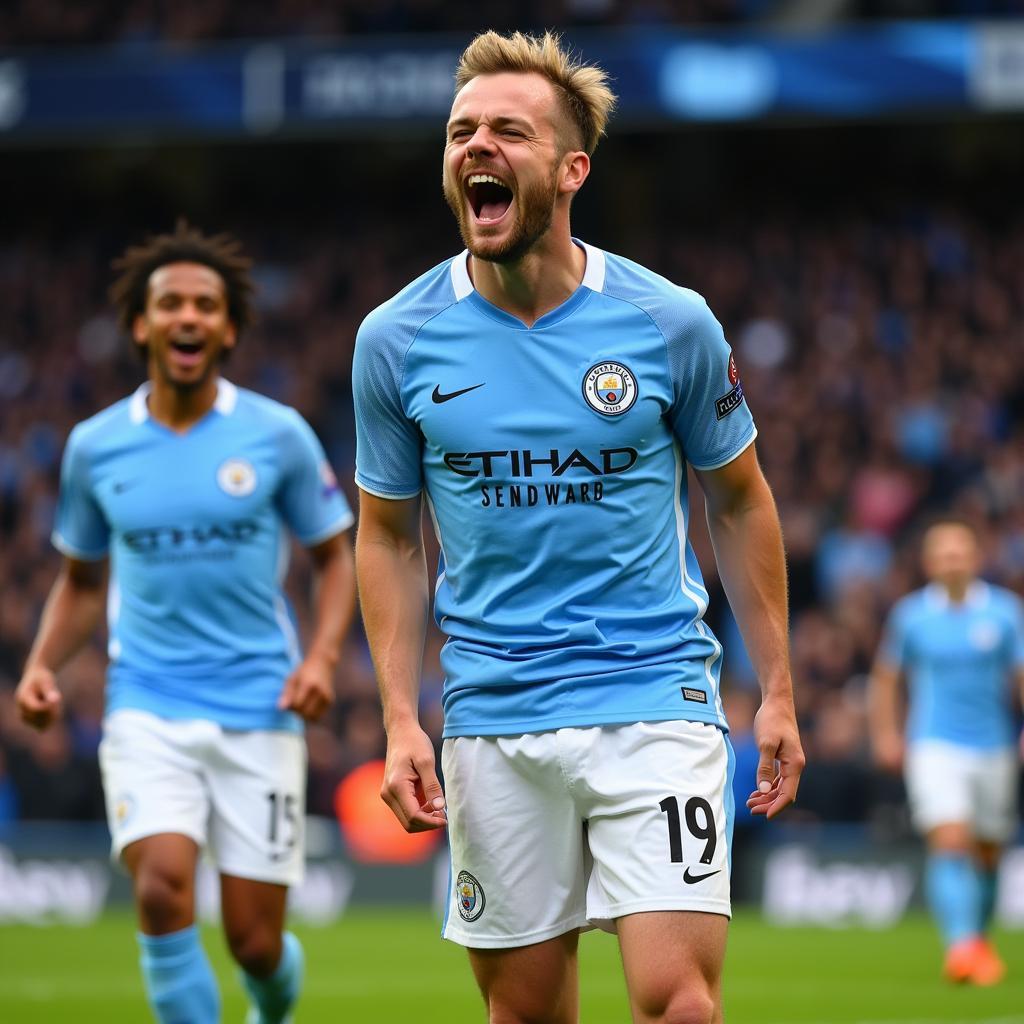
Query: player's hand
746 690 805 820
15 666 63 730
872 731 904 774
381 719 447 833
277 653 336 722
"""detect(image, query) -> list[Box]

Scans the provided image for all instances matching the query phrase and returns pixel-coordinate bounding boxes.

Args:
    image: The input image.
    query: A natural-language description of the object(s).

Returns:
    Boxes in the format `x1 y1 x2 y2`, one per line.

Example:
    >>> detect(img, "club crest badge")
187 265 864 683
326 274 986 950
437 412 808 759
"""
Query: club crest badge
217 457 257 497
456 870 485 922
582 361 638 416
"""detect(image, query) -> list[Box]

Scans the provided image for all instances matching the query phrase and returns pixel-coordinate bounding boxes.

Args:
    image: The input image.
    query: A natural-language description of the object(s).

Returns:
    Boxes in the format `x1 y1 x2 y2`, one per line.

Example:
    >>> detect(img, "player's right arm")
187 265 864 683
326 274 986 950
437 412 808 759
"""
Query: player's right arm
16 556 107 730
356 490 447 833
867 662 905 773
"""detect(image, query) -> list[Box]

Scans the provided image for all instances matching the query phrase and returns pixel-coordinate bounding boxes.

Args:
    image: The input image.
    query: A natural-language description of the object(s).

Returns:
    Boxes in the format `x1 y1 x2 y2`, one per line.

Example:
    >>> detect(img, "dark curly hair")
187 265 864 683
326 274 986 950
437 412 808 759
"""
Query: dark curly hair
110 220 256 341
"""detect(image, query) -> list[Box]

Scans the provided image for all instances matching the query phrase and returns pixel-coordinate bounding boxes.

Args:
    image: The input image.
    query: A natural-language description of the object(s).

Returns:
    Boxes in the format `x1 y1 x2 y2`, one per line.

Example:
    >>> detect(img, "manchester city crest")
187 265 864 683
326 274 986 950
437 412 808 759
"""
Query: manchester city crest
582 361 638 416
216 457 257 497
456 870 485 922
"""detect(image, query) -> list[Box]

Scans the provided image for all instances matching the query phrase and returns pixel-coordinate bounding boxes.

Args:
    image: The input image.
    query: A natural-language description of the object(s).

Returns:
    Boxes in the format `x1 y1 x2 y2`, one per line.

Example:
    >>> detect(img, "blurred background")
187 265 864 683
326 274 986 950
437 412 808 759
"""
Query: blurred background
1 0 1023 952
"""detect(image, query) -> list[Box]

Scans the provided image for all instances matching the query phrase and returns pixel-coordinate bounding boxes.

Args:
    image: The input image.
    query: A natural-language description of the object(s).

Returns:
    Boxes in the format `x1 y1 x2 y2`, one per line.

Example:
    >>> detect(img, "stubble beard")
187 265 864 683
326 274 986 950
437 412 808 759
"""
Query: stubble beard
443 166 558 266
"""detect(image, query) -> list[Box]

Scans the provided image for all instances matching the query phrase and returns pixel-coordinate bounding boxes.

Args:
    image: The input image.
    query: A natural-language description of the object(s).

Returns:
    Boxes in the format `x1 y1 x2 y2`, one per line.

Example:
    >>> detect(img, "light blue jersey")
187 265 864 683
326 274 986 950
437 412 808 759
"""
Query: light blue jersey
53 379 353 732
880 582 1024 750
354 242 757 738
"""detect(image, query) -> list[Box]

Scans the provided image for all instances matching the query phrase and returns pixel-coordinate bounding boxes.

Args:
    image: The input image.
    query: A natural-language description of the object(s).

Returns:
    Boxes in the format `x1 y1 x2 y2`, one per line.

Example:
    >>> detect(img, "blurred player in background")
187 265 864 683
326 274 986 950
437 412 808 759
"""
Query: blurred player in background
15 222 356 1024
354 30 803 1023
870 519 1024 986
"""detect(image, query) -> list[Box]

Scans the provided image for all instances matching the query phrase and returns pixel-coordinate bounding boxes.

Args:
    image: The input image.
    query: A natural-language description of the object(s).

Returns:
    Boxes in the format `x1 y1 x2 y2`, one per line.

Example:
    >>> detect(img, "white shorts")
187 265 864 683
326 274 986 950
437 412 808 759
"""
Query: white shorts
905 740 1019 843
99 709 306 886
441 720 733 949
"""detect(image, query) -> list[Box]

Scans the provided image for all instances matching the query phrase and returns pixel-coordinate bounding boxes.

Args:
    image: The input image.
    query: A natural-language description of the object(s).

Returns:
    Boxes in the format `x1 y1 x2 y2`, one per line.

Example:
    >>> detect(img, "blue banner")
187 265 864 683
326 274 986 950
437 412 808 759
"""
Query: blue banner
1 22 1023 142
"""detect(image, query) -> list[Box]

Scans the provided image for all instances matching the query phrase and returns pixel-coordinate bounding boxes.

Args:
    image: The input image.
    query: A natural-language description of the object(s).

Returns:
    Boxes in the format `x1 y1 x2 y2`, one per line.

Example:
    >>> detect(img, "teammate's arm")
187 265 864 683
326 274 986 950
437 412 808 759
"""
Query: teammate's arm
15 556 108 729
355 490 446 832
867 661 905 774
694 445 804 819
278 532 356 721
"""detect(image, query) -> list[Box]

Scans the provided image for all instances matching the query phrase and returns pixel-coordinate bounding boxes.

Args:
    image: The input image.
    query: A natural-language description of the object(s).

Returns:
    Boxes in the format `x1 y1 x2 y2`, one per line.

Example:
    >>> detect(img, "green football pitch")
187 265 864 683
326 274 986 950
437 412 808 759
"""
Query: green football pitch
2 911 1023 1023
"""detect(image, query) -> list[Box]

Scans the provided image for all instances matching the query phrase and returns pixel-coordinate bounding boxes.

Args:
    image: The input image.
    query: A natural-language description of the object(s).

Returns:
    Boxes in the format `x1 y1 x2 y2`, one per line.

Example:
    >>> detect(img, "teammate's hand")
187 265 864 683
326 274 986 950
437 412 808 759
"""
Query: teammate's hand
15 666 63 730
872 731 904 774
277 653 336 721
746 690 805 820
381 719 447 833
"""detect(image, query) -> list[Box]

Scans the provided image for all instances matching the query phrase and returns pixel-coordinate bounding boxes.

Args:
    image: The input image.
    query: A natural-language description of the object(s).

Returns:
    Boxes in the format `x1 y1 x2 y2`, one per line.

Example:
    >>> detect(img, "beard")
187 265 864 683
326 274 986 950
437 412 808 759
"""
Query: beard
443 164 558 265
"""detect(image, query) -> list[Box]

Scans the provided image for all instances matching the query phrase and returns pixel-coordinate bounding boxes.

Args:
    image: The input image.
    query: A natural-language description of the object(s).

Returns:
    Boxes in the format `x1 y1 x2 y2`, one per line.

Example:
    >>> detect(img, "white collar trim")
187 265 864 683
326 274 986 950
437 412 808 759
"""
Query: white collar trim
128 377 237 424
925 580 989 609
450 241 606 302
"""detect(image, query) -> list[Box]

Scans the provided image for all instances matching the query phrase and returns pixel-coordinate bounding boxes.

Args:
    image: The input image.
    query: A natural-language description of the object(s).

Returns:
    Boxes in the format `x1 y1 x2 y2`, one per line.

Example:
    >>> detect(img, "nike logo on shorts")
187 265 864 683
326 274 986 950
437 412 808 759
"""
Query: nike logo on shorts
432 383 485 404
683 867 721 884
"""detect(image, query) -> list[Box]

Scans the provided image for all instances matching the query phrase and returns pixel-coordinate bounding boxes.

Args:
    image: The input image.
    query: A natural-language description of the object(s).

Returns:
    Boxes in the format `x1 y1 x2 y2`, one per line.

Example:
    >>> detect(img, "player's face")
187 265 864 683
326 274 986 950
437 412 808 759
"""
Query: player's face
134 262 236 390
922 524 979 588
443 72 580 264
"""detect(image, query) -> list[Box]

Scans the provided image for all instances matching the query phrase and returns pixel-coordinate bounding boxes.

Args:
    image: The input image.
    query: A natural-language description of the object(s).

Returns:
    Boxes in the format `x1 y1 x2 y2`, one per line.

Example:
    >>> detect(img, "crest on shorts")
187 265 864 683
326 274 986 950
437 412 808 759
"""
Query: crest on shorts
456 870 485 922
582 361 638 417
114 793 135 827
217 457 257 497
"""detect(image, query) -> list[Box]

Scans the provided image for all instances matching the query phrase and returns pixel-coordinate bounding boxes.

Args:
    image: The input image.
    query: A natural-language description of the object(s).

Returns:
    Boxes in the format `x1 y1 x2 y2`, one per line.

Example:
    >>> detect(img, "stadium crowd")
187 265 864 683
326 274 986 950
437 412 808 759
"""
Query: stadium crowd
1 196 1022 833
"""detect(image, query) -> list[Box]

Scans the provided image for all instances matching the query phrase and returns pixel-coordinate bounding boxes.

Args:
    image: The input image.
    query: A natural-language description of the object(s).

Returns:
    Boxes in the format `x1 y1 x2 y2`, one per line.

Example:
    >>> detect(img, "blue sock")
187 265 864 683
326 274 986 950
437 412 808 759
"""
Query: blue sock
978 866 998 934
138 925 220 1024
926 852 981 948
241 931 304 1024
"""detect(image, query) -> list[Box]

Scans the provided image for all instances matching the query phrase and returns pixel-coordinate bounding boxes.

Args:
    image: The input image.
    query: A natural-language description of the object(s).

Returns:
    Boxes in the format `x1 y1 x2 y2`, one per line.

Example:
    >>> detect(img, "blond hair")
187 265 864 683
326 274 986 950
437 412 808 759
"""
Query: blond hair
454 30 616 156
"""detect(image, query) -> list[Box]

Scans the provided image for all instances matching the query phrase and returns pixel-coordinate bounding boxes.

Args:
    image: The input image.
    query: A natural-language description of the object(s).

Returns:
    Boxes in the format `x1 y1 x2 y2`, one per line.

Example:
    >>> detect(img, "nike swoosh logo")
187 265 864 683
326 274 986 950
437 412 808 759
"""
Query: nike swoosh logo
683 867 721 884
432 383 485 404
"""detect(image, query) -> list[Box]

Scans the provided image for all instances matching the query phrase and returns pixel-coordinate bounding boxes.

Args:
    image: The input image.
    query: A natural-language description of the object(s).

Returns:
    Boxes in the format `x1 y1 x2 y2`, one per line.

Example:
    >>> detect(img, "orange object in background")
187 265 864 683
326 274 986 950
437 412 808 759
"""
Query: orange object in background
334 759 444 864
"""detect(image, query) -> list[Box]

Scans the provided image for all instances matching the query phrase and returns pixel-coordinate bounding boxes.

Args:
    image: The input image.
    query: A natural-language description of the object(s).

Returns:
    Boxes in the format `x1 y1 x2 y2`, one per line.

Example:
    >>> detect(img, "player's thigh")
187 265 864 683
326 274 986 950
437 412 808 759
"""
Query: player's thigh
441 733 588 949
583 721 733 926
970 747 1019 843
904 741 973 833
123 833 202 932
468 931 580 1024
98 709 210 859
618 911 728 1024
205 728 307 886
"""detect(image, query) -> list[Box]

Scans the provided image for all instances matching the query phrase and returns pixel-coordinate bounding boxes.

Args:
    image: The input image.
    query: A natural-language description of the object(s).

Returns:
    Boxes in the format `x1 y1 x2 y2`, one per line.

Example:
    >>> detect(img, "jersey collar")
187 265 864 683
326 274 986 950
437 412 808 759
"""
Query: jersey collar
924 580 989 610
449 239 607 302
128 377 238 425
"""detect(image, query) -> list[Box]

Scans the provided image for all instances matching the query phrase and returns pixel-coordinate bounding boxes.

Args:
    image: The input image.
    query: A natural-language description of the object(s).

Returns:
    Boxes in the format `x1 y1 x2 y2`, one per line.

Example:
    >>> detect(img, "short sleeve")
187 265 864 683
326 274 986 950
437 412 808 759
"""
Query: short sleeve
276 412 354 545
52 427 110 560
352 312 423 499
1009 596 1024 669
878 602 910 670
667 293 757 471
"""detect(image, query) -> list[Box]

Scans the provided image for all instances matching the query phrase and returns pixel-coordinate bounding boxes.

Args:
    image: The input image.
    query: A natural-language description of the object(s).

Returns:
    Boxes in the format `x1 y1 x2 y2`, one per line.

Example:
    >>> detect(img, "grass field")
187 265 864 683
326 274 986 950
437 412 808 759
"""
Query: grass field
1 911 1023 1023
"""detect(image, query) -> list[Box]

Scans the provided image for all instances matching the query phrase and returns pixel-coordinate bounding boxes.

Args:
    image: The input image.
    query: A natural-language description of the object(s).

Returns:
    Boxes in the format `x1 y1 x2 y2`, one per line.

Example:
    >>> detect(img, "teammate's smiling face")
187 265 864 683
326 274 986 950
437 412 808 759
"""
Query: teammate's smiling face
442 72 588 264
134 262 237 390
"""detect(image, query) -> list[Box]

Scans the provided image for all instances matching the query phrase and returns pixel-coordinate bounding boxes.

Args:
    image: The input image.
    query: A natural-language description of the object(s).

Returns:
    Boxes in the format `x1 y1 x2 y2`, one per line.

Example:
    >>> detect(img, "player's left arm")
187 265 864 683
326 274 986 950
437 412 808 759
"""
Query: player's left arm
278 530 356 721
694 444 804 819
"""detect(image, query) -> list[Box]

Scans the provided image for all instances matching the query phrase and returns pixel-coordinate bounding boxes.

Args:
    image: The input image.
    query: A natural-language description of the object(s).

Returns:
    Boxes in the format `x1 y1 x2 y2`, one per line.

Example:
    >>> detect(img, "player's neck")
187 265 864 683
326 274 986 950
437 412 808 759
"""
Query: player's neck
942 579 971 604
147 373 220 433
469 229 586 328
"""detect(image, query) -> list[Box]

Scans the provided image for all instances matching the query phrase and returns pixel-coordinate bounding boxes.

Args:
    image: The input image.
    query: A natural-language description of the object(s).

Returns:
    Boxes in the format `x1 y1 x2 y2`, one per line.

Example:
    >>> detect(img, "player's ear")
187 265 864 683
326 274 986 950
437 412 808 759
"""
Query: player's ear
222 321 238 351
559 150 590 197
131 313 148 349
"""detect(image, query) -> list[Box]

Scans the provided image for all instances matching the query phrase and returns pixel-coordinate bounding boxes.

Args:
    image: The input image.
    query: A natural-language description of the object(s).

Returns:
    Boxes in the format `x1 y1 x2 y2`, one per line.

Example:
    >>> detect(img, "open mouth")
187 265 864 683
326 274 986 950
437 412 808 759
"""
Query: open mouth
169 337 206 365
466 174 513 224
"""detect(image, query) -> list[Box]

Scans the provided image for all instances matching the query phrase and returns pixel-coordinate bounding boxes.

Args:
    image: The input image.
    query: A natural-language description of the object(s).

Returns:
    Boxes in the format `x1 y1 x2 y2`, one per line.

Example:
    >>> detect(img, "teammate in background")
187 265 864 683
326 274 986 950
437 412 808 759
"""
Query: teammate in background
353 31 803 1023
869 519 1024 986
15 223 356 1024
